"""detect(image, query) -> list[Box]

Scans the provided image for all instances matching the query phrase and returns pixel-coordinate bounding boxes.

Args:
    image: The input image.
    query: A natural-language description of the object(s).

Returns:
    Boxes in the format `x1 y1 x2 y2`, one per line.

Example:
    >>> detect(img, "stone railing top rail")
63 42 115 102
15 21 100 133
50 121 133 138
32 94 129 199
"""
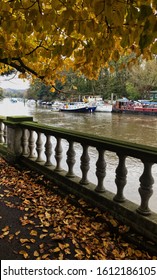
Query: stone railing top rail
3 116 157 163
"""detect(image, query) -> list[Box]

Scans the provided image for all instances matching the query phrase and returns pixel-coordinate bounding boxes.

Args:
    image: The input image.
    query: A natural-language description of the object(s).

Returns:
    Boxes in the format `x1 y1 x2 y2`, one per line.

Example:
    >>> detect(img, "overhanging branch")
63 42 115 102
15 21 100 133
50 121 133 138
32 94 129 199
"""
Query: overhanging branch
0 57 45 79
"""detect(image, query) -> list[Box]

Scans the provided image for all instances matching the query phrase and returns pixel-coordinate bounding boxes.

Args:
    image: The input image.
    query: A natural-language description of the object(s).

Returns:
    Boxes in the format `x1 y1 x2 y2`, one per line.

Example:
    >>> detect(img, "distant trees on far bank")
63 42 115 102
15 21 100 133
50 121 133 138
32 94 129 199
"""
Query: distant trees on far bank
25 57 157 102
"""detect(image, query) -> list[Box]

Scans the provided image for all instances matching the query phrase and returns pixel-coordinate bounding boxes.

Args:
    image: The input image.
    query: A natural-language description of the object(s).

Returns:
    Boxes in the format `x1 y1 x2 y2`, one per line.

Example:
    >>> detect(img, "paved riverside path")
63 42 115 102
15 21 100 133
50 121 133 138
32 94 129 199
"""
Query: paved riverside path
0 156 157 260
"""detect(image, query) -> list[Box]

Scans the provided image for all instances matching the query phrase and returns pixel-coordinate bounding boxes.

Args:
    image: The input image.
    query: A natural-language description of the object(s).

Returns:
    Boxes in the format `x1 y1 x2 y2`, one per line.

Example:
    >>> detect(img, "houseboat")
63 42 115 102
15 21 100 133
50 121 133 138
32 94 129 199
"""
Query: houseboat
112 98 157 115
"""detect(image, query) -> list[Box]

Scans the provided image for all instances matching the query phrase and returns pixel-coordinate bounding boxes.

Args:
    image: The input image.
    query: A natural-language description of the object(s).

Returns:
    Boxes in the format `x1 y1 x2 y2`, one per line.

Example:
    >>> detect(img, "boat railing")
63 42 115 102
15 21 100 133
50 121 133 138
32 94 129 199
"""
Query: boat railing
0 115 157 244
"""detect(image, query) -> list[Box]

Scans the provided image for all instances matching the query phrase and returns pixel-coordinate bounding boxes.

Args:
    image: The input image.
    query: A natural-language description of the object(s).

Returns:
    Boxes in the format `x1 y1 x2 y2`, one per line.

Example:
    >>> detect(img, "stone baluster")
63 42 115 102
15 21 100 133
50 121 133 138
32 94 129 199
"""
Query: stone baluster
0 122 4 143
22 128 29 156
3 124 7 144
137 160 154 215
80 144 90 185
28 130 36 159
114 154 127 202
95 148 106 192
55 137 63 172
66 141 76 177
36 132 43 162
44 134 53 166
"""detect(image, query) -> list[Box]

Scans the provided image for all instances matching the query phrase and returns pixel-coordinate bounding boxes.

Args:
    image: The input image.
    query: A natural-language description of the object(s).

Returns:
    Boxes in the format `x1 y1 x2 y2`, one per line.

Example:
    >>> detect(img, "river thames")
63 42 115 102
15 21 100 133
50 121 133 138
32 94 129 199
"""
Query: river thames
0 98 157 212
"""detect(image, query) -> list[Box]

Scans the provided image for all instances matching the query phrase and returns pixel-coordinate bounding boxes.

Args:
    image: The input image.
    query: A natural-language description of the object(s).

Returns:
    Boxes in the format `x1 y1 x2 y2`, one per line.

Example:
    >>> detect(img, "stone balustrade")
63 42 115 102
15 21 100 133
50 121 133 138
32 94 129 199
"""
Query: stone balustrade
0 116 157 244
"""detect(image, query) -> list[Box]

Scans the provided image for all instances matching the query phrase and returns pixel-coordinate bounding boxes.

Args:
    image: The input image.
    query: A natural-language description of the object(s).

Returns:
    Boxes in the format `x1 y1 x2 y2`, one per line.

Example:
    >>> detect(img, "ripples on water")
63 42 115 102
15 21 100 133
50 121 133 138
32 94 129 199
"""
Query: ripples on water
0 98 157 212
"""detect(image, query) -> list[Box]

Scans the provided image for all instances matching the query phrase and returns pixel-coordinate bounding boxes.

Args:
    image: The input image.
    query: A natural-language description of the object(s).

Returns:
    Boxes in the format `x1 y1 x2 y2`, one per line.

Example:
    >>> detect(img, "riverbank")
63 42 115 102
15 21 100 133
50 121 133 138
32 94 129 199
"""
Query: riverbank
0 156 157 260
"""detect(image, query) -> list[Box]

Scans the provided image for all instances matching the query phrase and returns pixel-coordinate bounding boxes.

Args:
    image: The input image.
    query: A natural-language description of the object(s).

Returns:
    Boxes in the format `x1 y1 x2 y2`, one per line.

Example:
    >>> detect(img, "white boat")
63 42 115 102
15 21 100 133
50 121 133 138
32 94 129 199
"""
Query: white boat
51 101 64 111
26 99 36 106
60 102 97 113
95 101 112 112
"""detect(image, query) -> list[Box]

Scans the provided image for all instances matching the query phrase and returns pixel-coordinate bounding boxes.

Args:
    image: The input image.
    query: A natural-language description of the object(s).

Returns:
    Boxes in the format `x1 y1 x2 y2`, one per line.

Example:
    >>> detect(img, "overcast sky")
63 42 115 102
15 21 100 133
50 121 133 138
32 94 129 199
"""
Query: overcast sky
0 74 30 90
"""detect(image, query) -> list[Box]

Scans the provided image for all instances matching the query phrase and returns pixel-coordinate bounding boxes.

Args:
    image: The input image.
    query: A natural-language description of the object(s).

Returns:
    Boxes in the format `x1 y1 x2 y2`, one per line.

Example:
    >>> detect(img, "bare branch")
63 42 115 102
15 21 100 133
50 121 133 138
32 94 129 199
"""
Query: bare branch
25 41 43 56
0 57 45 79
2 70 18 81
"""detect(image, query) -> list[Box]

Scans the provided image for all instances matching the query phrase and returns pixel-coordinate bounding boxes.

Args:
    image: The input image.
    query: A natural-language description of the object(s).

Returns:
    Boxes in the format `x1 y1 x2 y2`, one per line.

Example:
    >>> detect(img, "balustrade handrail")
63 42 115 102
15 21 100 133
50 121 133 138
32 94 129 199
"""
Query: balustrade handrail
20 121 157 162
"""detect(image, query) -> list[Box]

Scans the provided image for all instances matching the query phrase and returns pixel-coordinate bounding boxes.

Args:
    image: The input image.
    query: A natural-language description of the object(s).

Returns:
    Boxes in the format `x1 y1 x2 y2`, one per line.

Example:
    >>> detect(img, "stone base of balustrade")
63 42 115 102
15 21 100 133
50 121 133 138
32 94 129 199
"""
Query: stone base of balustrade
16 155 157 247
0 144 7 156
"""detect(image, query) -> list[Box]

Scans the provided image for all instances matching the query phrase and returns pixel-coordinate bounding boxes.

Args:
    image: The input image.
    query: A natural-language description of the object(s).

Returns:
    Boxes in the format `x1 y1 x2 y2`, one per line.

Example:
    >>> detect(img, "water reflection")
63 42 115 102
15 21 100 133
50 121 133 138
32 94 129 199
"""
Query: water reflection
0 98 157 212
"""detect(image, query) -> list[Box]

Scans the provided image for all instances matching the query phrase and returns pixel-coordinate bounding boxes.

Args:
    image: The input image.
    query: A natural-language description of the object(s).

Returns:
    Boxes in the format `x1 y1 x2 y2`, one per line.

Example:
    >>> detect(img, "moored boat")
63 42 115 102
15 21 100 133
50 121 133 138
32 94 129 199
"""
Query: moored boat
95 101 112 112
51 101 64 111
112 98 157 115
60 102 97 113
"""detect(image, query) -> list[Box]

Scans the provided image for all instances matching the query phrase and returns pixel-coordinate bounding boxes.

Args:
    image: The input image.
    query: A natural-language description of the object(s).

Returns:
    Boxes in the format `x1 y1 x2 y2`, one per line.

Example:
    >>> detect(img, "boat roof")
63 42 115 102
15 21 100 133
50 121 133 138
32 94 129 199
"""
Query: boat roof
138 100 157 105
116 98 129 102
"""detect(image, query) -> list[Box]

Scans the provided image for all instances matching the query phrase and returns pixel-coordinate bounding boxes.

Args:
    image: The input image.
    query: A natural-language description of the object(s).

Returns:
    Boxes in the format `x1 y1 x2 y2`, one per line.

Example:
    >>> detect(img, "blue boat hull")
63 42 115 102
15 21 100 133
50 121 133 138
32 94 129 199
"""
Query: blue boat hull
60 106 97 113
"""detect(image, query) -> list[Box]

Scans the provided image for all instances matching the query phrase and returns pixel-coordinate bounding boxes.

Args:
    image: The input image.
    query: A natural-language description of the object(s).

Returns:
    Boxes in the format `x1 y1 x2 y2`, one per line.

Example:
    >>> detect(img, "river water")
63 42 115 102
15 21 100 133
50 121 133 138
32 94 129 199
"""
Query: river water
0 98 157 212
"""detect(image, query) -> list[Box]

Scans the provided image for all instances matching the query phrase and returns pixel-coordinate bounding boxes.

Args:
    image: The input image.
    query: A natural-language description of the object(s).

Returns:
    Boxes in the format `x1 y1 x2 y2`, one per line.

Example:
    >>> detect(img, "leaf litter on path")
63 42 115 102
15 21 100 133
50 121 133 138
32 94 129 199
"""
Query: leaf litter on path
0 156 156 260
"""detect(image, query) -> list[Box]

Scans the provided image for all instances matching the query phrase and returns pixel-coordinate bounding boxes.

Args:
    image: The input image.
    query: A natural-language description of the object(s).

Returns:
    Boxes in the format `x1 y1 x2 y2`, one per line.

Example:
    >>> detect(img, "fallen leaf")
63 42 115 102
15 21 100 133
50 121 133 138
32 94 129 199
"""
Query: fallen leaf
9 234 14 240
2 226 9 232
20 238 30 244
135 250 142 257
34 251 40 257
19 250 29 259
15 231 21 236
42 254 50 259
39 234 47 239
45 211 51 219
3 231 9 236
30 239 36 243
30 230 37 236
85 246 91 255
53 247 60 252
110 218 118 227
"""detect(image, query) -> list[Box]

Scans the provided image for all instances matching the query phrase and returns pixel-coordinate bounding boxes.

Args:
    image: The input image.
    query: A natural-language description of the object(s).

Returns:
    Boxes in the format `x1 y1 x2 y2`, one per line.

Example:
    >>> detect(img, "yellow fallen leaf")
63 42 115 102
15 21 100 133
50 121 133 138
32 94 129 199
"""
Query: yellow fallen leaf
135 250 142 257
34 251 39 257
119 251 125 259
15 231 21 236
30 238 36 243
23 215 28 220
39 234 47 239
110 218 118 227
30 230 37 236
3 231 9 236
39 243 44 249
53 247 60 252
2 226 9 232
9 234 14 240
58 243 70 250
43 221 50 227
75 249 84 255
20 238 29 244
23 199 30 205
112 249 120 257
42 254 50 259
58 243 65 250
45 211 51 219
59 253 64 260
19 250 29 259
64 248 71 254
42 229 48 233
127 247 134 256
85 247 91 255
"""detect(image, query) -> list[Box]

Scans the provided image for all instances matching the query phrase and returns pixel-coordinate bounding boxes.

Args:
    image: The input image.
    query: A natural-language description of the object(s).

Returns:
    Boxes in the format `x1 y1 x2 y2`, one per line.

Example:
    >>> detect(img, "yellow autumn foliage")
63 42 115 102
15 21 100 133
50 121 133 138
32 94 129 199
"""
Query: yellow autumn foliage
0 0 157 84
